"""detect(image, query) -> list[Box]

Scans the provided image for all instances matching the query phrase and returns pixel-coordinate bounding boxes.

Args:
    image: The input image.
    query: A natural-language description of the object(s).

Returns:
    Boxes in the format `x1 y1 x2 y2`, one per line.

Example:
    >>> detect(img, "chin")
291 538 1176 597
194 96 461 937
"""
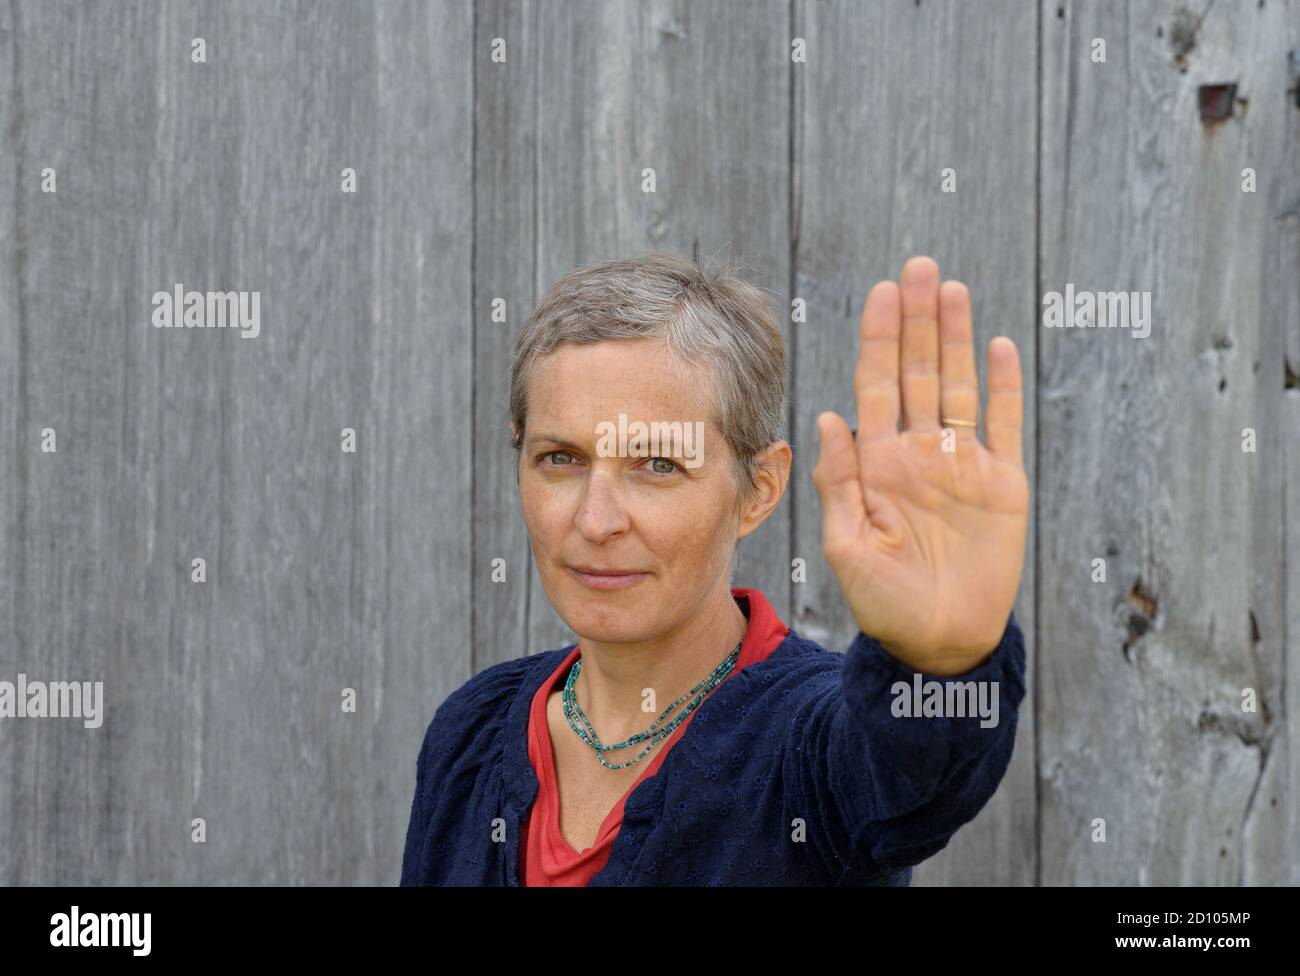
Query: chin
551 575 655 643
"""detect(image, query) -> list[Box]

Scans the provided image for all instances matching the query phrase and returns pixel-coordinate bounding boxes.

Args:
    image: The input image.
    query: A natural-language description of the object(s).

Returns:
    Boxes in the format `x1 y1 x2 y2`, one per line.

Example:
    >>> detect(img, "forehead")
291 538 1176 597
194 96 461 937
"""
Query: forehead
526 339 715 437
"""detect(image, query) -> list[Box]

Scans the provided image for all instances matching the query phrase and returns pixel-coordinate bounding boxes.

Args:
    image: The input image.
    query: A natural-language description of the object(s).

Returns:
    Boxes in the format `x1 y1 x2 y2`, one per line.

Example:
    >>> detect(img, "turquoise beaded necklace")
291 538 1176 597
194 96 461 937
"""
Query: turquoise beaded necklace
562 637 743 770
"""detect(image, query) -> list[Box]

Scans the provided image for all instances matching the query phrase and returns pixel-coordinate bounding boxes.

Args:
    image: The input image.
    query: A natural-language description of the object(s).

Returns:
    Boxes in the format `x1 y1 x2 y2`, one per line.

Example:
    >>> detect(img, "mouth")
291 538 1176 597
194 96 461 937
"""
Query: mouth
566 565 650 591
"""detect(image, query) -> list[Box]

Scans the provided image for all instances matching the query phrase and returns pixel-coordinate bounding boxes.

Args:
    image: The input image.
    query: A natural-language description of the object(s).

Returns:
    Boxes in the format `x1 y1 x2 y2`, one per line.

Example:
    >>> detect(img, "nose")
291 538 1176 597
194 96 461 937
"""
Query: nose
574 465 631 543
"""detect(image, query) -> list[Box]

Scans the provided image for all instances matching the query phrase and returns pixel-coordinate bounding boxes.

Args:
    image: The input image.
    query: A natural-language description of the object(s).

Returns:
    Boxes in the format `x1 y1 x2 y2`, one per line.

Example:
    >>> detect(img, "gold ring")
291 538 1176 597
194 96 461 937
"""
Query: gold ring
941 417 978 428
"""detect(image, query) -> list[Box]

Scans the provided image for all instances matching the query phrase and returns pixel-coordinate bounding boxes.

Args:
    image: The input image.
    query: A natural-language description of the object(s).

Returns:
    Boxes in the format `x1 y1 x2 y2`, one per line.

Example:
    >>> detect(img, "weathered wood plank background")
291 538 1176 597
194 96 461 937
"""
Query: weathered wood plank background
1039 0 1300 886
0 0 1295 885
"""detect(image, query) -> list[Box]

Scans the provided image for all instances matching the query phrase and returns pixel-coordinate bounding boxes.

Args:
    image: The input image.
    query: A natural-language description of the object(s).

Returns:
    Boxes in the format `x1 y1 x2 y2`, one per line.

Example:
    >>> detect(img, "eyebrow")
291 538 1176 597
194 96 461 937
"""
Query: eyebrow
525 433 586 451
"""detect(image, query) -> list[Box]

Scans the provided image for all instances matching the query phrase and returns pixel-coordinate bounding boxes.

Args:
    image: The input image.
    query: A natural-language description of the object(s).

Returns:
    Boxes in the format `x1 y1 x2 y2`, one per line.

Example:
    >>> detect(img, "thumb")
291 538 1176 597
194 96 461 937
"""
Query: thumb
812 411 866 554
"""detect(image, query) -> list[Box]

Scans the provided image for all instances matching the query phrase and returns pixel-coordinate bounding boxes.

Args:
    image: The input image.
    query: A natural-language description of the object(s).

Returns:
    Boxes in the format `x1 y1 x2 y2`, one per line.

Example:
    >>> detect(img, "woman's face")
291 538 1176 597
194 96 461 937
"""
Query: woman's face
517 338 766 645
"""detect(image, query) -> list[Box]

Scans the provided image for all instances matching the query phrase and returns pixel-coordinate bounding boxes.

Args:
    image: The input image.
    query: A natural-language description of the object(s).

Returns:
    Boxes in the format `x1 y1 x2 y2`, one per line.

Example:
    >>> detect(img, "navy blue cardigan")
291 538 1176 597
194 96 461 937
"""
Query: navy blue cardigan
401 602 1026 886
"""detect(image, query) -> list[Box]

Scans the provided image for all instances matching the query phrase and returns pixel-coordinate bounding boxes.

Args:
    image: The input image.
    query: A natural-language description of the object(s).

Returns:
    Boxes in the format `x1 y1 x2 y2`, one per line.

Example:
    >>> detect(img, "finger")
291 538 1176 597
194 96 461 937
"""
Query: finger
811 411 867 555
854 281 901 443
938 280 980 444
899 256 941 431
984 337 1023 463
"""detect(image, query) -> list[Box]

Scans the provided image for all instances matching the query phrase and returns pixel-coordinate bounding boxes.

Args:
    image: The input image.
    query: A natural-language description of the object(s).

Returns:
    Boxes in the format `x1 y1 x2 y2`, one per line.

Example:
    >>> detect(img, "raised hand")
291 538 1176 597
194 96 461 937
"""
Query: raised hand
811 257 1029 676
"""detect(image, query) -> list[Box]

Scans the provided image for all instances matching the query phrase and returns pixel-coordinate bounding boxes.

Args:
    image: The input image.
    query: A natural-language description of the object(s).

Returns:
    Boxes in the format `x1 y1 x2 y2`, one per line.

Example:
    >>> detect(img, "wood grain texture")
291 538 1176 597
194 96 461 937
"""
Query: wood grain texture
473 0 538 677
1254 0 1300 890
0 0 472 884
1039 0 1299 884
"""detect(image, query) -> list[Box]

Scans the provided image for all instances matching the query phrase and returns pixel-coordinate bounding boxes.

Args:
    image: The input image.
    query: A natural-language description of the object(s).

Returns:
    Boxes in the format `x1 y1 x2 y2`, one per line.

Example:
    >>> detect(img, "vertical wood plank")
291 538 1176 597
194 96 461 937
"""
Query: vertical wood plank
473 0 538 674
1242 0 1300 886
0 0 472 884
1272 393 1300 884
1039 0 1298 883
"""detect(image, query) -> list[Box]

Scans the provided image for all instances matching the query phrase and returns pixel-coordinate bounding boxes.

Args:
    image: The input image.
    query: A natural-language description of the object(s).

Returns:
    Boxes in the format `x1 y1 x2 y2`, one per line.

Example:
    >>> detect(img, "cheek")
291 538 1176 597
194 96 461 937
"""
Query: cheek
517 474 548 535
647 496 735 567
519 474 576 543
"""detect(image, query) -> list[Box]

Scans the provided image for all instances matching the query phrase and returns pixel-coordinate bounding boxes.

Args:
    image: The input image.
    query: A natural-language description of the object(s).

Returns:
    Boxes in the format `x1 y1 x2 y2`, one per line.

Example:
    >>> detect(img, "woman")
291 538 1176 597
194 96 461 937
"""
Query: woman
401 252 1029 886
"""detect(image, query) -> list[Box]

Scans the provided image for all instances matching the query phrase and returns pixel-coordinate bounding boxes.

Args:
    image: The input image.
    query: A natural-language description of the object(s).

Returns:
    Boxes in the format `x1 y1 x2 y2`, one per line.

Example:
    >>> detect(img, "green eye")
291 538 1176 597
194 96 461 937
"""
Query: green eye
542 450 574 466
649 457 679 475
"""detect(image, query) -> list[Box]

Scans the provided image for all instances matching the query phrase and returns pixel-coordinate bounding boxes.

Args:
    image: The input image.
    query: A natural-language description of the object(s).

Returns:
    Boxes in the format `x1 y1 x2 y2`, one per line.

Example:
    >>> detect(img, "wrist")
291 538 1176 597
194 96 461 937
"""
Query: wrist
877 637 999 677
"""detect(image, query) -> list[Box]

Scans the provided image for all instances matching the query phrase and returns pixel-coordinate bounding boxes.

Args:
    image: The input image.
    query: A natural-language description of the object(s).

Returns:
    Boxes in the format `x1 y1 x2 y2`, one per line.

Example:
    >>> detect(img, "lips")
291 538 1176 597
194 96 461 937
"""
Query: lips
567 565 649 591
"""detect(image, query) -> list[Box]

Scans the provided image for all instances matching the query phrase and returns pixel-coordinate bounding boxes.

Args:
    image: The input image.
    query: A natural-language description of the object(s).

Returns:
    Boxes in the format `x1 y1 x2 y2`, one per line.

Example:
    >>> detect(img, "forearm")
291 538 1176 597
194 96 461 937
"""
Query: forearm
784 609 1027 878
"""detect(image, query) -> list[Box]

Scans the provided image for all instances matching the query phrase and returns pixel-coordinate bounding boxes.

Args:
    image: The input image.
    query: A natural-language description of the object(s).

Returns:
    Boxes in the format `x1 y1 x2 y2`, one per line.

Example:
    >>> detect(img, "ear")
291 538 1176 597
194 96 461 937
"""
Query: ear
735 440 792 541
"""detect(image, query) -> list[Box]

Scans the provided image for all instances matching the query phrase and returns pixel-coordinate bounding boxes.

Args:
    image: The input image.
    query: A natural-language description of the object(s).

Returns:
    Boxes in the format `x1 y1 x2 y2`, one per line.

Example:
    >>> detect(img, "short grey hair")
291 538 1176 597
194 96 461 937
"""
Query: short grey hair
508 250 787 509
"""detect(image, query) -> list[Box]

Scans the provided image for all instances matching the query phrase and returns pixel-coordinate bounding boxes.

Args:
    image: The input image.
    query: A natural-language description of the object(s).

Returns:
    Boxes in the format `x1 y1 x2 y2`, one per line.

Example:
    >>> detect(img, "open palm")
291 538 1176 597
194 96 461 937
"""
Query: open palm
812 256 1029 676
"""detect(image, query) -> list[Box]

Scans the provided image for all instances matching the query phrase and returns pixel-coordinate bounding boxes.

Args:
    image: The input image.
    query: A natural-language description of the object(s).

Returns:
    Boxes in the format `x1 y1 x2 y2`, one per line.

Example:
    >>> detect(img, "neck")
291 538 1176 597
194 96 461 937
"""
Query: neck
572 584 749 744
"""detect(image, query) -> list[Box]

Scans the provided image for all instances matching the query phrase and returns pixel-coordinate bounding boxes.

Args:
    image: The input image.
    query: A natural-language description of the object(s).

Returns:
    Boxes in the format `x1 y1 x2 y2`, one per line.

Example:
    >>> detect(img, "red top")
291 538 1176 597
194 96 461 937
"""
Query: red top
520 586 790 886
